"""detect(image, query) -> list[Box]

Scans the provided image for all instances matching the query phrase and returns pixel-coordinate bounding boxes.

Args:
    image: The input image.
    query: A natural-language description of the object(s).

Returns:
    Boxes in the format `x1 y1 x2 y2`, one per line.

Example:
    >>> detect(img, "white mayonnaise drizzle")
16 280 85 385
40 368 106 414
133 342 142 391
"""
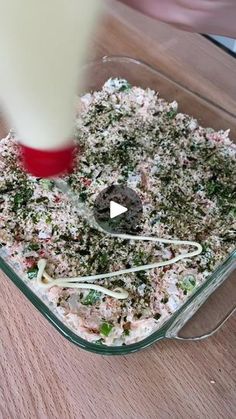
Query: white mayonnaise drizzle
36 234 202 299
35 180 202 298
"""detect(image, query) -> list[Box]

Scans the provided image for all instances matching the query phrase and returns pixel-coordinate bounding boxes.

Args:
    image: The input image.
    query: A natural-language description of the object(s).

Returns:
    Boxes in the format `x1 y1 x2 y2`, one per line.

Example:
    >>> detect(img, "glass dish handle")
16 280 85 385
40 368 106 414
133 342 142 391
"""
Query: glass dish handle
165 262 236 340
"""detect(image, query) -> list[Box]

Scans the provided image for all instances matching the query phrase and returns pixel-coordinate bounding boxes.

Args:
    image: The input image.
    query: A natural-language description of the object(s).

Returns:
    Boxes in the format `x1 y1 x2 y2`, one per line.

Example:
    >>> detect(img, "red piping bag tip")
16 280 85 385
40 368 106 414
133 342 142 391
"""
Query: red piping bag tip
19 143 75 178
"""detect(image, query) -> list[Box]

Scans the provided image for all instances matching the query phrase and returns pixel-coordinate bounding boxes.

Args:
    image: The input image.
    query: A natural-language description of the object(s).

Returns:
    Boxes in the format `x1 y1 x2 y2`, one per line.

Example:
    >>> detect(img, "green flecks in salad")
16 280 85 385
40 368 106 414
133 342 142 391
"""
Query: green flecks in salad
178 275 196 295
0 77 235 346
82 290 101 306
100 322 113 337
27 267 38 280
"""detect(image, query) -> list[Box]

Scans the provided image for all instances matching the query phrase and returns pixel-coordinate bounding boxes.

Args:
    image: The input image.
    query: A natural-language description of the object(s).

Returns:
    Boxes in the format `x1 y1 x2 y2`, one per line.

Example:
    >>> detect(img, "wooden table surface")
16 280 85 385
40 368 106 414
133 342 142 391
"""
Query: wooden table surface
0 3 235 418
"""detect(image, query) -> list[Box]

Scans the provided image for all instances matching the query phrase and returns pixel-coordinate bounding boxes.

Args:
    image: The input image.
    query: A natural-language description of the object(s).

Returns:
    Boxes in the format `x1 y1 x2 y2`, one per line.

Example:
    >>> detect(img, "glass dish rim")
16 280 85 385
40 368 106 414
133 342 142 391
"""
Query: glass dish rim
1 250 236 355
0 55 235 355
81 55 236 120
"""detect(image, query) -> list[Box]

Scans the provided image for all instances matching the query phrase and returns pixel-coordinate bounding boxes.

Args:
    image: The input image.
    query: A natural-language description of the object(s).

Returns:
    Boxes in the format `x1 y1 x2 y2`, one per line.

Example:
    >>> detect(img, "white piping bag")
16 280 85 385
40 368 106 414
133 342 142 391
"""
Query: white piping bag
0 0 102 177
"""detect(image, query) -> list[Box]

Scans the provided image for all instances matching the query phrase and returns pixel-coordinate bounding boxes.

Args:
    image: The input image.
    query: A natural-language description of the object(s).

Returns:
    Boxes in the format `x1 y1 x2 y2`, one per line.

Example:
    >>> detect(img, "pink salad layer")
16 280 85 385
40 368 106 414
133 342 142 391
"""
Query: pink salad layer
0 78 235 346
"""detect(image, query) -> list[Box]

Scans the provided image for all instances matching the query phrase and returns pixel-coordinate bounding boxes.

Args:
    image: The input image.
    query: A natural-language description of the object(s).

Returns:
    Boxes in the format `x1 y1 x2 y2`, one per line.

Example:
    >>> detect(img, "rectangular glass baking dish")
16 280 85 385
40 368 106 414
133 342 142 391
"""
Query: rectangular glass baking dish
0 56 235 355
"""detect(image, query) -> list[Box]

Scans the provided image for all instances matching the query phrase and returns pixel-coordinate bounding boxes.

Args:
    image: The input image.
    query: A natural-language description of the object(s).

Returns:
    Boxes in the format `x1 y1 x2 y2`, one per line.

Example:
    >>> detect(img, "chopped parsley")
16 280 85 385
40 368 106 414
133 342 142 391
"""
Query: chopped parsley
82 290 101 306
27 267 38 279
27 243 40 251
161 295 169 304
178 275 196 294
12 188 33 211
100 322 113 336
166 110 177 119
79 192 87 202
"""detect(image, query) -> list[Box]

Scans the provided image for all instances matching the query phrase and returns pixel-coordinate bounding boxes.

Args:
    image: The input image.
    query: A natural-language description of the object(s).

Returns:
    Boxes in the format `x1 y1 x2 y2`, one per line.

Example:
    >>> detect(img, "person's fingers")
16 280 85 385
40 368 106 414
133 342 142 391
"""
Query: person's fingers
116 0 236 37
117 0 180 23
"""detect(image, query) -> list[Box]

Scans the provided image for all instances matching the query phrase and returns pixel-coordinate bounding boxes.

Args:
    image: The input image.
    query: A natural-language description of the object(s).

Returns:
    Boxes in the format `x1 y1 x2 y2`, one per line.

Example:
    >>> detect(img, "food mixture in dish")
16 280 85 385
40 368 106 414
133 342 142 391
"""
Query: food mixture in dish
0 78 236 346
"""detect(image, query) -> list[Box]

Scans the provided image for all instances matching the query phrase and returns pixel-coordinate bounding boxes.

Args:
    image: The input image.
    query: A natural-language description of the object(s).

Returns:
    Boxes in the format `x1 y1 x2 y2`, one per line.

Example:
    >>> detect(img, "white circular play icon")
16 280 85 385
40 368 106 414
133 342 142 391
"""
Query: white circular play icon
110 200 128 219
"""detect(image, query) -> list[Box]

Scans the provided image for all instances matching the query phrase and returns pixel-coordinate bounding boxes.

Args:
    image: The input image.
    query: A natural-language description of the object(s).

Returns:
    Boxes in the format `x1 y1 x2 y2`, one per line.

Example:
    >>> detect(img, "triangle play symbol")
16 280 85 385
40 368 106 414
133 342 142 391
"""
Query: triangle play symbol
110 200 128 219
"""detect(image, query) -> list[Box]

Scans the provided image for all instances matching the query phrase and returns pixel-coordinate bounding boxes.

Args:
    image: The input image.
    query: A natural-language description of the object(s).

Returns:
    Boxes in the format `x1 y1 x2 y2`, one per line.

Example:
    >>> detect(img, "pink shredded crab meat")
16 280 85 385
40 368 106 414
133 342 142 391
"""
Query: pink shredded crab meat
0 78 235 346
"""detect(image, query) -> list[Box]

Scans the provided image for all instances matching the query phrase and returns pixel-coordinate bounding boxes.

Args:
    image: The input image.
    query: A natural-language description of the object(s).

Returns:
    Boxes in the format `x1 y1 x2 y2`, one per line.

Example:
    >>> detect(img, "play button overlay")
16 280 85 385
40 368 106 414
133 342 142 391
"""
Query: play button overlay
94 185 143 233
110 201 127 219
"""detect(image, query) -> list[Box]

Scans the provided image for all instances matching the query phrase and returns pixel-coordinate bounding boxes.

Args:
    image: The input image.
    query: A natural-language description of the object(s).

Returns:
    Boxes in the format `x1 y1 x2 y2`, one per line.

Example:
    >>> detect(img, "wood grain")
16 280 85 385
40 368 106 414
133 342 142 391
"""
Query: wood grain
0 3 235 418
0 271 235 419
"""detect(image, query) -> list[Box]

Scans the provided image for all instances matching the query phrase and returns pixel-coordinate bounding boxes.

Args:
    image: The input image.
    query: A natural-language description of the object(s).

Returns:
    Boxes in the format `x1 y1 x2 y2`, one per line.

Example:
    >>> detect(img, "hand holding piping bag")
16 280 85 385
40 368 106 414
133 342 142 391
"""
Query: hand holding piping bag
118 0 236 38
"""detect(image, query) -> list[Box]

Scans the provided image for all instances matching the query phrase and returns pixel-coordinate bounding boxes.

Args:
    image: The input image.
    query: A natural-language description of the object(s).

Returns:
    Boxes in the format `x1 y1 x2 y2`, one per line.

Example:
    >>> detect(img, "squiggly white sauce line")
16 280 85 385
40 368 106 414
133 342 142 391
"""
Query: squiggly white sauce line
36 180 202 299
36 234 202 299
